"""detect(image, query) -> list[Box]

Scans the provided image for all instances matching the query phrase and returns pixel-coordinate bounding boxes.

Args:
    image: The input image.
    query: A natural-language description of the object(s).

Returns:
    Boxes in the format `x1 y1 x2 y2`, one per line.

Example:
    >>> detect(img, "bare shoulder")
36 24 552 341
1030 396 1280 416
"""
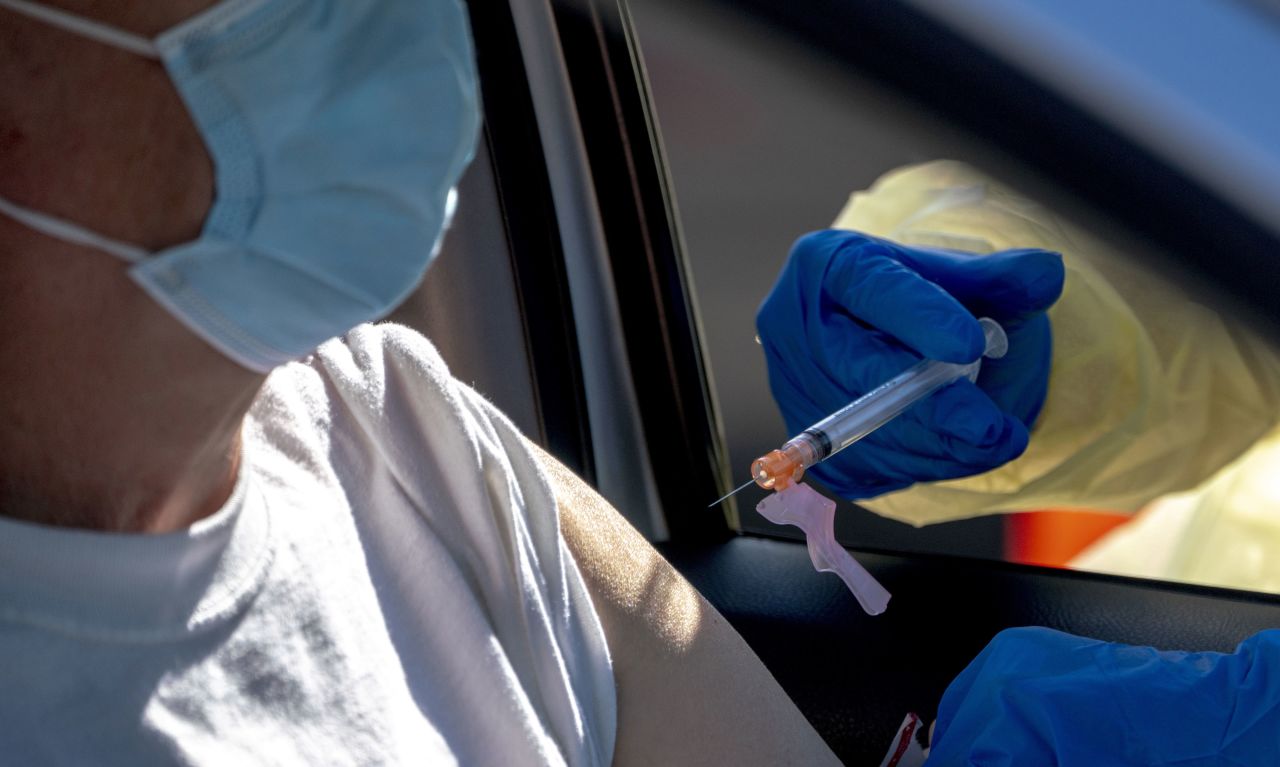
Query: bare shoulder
530 440 842 766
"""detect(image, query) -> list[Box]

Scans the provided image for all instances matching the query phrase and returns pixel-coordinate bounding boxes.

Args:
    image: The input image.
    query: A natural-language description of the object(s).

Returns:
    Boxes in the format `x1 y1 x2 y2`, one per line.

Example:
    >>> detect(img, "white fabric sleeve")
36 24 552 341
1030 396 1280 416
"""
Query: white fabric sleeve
311 323 616 766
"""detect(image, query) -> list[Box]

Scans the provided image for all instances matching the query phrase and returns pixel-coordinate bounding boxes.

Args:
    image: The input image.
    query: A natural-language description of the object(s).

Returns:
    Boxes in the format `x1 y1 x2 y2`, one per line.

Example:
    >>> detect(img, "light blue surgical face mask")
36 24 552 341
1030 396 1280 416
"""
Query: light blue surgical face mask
0 0 480 372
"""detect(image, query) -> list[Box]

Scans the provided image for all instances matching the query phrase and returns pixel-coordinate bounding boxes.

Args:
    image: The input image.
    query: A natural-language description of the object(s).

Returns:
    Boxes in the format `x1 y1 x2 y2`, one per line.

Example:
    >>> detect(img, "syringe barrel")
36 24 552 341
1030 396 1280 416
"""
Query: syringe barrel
809 357 976 455
810 318 1007 459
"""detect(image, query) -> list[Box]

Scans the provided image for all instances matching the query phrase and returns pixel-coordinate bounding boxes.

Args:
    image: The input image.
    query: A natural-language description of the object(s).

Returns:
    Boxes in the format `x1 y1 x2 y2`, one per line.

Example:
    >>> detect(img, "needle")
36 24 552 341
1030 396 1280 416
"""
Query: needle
707 478 756 508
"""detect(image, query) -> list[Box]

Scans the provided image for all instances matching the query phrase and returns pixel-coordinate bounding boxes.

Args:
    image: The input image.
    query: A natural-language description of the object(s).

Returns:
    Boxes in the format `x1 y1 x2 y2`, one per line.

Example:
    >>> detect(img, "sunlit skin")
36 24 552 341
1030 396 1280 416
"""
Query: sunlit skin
0 2 843 762
538 442 841 766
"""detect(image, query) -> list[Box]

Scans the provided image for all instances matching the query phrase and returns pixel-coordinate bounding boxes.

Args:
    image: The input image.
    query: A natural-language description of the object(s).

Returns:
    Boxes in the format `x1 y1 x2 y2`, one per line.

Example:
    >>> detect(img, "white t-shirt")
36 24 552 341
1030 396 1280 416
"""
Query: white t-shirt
0 324 616 765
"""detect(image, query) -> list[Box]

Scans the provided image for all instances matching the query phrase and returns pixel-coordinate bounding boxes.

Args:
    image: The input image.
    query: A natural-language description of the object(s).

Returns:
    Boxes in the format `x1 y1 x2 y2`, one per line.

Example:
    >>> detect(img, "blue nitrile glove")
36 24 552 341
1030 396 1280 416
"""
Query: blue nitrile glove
926 626 1280 765
756 230 1064 499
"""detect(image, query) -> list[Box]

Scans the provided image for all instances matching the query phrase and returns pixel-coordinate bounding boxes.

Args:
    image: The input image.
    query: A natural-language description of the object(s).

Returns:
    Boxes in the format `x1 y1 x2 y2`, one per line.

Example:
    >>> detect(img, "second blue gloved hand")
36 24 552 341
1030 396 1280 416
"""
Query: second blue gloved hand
927 627 1280 765
757 230 1064 499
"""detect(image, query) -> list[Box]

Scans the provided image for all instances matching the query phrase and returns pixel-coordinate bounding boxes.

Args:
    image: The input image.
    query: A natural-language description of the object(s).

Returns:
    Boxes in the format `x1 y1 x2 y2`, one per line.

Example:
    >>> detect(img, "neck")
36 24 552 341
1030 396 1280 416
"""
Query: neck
0 232 267 534
0 322 264 532
0 418 250 534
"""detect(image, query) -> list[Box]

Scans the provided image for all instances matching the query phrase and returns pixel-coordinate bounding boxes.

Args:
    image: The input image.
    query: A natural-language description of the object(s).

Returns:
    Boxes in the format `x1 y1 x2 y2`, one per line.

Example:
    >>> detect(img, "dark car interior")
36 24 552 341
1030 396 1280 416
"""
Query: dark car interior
389 0 1280 762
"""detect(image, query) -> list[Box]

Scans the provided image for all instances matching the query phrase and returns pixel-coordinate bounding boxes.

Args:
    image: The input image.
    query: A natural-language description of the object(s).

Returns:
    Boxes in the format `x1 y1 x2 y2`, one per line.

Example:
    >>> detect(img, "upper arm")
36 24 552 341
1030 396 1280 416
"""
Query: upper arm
530 441 841 766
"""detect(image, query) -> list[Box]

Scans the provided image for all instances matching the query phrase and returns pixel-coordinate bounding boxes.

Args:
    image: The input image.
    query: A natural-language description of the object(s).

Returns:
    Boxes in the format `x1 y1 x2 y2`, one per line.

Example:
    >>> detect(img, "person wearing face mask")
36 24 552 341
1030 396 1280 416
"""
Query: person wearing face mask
0 1 843 764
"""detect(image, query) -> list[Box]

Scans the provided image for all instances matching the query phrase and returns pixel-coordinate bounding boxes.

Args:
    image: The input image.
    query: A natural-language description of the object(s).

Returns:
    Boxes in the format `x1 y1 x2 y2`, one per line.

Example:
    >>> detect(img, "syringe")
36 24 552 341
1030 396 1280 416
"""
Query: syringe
748 317 1007 495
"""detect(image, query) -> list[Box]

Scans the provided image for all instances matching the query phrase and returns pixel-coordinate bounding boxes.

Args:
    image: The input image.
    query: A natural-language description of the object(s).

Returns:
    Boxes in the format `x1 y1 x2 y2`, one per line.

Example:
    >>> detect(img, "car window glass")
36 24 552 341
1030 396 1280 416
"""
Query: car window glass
630 0 1280 595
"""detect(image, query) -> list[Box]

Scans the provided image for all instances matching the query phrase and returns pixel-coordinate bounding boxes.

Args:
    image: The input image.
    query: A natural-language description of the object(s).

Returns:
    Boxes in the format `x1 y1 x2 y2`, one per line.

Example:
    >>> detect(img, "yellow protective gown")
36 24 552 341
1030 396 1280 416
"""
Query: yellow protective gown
1071 424 1280 592
833 161 1280 532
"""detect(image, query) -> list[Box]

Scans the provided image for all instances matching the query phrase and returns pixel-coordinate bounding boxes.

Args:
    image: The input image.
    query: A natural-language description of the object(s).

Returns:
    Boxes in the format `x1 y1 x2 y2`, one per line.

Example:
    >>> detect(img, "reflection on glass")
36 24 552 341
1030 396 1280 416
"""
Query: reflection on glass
630 0 1280 595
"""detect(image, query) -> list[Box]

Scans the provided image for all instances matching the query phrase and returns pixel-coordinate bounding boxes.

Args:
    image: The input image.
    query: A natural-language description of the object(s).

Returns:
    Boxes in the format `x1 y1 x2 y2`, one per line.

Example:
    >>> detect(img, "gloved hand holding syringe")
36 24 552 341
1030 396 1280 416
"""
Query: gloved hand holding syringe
712 317 1009 615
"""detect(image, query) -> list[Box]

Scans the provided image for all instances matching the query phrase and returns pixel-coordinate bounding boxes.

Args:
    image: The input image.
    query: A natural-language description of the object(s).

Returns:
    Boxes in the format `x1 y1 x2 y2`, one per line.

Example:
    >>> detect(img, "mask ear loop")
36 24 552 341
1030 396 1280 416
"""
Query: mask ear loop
0 196 150 263
0 0 161 59
0 1 162 263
